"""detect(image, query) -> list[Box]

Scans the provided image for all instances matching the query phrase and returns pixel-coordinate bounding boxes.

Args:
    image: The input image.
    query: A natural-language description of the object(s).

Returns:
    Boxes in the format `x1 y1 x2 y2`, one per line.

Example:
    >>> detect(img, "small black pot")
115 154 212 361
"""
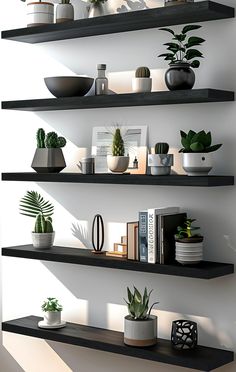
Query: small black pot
165 63 195 91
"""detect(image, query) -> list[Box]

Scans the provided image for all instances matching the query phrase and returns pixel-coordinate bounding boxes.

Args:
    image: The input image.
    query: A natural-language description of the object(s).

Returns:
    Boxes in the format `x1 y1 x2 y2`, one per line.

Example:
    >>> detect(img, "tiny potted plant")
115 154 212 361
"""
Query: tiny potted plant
20 0 54 27
124 287 159 347
56 0 74 23
175 218 203 265
132 67 152 93
31 128 67 173
158 24 205 90
179 130 222 176
19 191 55 249
148 142 173 175
38 297 66 329
88 0 108 18
107 128 129 173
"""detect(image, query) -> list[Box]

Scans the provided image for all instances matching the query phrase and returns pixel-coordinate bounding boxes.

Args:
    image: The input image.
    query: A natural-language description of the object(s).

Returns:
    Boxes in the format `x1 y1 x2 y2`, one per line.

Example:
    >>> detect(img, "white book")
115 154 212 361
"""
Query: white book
147 207 180 264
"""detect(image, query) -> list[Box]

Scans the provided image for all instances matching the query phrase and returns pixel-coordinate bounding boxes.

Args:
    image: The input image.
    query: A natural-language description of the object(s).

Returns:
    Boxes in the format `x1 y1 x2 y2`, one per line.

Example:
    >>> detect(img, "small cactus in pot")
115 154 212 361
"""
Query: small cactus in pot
107 128 129 173
148 142 173 176
132 66 152 93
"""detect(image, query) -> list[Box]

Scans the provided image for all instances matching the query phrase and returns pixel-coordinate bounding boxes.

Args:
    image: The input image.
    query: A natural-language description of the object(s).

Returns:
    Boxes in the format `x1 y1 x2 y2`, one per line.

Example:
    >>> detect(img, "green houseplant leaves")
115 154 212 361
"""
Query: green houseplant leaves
179 130 222 153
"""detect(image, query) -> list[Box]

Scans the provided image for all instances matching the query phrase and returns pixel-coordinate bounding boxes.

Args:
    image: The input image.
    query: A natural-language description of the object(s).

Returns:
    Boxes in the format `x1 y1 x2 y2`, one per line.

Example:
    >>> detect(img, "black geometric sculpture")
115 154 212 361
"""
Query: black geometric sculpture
92 214 105 254
171 320 198 350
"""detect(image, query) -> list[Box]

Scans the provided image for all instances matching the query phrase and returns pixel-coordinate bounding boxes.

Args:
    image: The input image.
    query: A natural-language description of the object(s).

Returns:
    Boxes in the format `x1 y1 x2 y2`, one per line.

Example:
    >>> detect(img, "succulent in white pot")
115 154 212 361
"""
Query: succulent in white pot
41 297 63 325
132 67 152 93
20 0 54 27
124 287 159 347
107 128 129 173
179 130 222 176
56 0 74 23
148 142 173 176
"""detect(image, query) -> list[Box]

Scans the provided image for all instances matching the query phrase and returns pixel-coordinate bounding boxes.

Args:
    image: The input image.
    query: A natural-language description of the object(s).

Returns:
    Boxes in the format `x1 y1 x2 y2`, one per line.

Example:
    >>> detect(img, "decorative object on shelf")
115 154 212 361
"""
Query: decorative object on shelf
92 214 105 254
175 218 203 265
21 0 54 27
106 236 127 257
165 0 193 6
56 0 74 23
132 67 152 93
133 157 138 169
88 0 107 18
107 128 130 173
44 76 94 98
95 64 108 95
38 297 66 329
77 157 95 174
171 320 198 350
148 142 173 176
179 130 222 176
158 25 205 90
31 128 66 173
127 222 139 260
124 287 159 347
20 191 55 249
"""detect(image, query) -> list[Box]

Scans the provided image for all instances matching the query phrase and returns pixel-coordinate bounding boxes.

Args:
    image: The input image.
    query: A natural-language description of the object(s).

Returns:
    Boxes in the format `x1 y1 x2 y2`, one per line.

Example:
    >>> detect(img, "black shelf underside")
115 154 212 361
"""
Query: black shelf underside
2 245 234 279
2 316 234 371
1 1 234 44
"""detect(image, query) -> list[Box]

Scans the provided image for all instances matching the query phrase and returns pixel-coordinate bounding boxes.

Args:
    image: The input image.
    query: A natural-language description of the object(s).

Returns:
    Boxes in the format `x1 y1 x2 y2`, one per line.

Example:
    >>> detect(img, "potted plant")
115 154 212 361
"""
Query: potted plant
158 24 205 90
148 142 173 175
165 0 193 6
132 67 152 93
56 0 74 23
175 218 203 265
179 130 222 176
19 191 55 249
107 128 129 173
38 297 66 329
124 287 159 347
88 0 108 18
20 0 54 27
31 128 67 173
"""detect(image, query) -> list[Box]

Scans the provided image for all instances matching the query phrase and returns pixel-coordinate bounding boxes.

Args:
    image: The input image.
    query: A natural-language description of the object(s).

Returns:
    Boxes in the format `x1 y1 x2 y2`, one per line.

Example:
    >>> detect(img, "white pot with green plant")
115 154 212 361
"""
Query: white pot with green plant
132 67 152 93
124 287 159 347
20 191 55 249
20 0 54 27
56 0 74 23
107 128 129 173
38 297 66 329
179 130 222 176
88 0 108 18
148 142 173 176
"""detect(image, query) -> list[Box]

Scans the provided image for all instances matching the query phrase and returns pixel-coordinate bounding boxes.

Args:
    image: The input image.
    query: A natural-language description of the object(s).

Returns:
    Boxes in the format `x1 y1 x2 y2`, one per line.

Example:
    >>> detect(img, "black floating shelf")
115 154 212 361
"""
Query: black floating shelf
1 1 235 44
2 245 234 279
1 90 234 111
2 316 234 371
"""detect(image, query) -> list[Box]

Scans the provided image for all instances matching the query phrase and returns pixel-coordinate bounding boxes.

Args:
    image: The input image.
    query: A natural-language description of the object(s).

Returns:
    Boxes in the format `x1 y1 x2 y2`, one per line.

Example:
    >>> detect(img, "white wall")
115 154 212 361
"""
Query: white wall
1 0 236 371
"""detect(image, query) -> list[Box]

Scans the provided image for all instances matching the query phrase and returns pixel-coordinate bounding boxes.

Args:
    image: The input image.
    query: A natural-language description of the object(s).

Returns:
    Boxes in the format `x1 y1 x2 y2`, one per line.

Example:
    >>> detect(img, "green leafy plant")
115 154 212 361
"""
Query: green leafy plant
175 218 201 240
179 130 222 153
112 128 125 156
124 287 159 320
155 143 169 154
135 67 150 78
41 298 63 312
158 25 205 68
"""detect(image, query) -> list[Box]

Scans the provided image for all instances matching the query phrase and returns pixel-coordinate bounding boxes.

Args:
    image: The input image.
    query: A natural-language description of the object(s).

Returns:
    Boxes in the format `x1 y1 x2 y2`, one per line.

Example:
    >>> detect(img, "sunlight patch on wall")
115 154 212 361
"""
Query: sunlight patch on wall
107 303 127 332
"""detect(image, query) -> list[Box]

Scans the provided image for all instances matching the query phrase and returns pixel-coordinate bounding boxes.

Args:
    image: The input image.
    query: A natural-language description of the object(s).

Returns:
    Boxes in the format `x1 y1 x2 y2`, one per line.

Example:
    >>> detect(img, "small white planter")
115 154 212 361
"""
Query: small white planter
27 2 54 27
44 311 61 325
182 153 212 176
124 315 157 347
32 232 55 249
175 240 203 265
107 155 129 173
148 154 173 175
56 3 74 23
132 78 152 93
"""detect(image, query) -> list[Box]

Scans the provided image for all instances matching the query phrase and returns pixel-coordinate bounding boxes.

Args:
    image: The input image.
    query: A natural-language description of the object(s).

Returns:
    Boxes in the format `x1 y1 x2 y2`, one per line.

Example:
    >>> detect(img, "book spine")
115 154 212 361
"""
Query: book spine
147 209 157 264
139 211 148 262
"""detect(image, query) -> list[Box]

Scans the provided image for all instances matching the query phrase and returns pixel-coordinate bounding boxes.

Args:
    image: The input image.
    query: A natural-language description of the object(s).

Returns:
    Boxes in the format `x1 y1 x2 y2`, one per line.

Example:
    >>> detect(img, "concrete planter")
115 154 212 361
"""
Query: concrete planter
31 148 66 173
175 237 203 265
56 3 74 23
32 232 55 249
44 311 61 325
124 315 157 347
27 2 54 27
132 78 152 93
183 153 212 176
148 154 173 175
107 155 129 173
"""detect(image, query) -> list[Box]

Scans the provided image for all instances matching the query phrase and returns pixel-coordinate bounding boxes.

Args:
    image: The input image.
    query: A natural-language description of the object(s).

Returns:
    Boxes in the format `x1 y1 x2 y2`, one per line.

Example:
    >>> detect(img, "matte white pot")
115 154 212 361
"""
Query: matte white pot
148 154 173 175
124 315 157 347
44 311 61 325
176 241 203 265
32 232 55 249
27 2 54 27
56 3 74 23
107 156 129 173
182 153 212 176
132 78 152 93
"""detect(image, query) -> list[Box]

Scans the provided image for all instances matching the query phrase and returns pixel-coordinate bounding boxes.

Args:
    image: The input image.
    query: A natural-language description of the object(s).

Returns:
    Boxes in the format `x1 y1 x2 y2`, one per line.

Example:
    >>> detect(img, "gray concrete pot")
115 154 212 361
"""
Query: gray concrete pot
124 315 157 347
31 148 66 173
32 232 55 249
107 156 129 173
148 154 173 175
175 237 203 265
182 153 212 176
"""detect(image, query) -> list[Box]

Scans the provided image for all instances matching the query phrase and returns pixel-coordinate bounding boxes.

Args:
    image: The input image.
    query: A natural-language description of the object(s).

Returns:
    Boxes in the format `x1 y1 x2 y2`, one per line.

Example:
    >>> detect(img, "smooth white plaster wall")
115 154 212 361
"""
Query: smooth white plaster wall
1 0 236 371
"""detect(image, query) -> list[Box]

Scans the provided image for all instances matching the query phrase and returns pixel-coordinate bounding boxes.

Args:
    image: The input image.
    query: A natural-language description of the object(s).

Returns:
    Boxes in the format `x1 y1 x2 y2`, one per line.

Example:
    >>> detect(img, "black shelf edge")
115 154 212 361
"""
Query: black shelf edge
1 1 235 44
2 245 234 279
1 90 235 111
2 316 234 371
1 173 234 187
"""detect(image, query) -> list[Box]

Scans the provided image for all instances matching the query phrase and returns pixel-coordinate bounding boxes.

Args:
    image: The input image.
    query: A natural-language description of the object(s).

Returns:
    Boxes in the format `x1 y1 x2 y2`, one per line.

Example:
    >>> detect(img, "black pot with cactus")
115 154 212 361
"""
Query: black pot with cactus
107 128 129 173
148 142 173 175
31 128 67 173
132 66 152 93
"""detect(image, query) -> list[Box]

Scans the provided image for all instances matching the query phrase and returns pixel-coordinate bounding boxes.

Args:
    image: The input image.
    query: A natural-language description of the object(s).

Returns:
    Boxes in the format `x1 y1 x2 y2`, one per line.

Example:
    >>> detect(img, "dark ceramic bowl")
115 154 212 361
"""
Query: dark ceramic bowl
44 76 94 98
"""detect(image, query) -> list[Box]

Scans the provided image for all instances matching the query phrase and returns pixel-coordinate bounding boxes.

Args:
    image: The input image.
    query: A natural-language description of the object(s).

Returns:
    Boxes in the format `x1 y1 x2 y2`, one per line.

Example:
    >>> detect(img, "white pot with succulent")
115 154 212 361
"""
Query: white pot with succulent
56 0 74 23
21 0 54 27
132 67 152 93
148 142 173 176
38 297 66 329
107 128 129 173
124 287 159 347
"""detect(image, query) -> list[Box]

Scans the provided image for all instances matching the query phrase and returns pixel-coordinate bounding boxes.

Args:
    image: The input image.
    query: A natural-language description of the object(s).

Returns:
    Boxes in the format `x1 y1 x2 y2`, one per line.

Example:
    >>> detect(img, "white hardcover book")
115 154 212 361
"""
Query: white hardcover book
147 207 179 264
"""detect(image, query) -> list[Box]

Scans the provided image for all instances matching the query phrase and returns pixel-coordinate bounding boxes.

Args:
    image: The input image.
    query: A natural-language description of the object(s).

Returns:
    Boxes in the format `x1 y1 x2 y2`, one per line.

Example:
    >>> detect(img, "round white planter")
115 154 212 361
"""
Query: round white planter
32 232 55 249
56 3 74 23
44 311 61 325
132 78 152 93
124 315 157 347
148 154 173 175
27 2 54 27
182 153 212 176
175 241 203 265
107 155 129 173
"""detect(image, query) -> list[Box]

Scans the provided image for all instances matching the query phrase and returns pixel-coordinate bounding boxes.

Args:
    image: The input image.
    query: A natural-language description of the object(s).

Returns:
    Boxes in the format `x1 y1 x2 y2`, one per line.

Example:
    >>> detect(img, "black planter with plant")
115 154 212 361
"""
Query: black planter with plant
158 25 205 90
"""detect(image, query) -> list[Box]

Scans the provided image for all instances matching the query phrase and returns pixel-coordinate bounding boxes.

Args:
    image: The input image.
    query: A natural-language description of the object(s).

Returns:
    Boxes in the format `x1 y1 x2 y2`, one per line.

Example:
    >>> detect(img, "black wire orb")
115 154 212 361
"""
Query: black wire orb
171 320 198 350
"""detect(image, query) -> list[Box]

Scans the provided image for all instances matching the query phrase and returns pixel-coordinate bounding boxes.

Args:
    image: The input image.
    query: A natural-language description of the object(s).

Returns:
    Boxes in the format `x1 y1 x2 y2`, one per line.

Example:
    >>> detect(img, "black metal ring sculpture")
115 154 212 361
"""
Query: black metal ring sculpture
92 214 104 254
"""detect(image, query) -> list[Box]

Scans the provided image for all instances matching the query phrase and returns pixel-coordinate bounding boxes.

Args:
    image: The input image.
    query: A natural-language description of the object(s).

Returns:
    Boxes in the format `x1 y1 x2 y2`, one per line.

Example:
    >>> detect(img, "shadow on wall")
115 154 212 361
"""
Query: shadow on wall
0 344 24 372
117 0 149 13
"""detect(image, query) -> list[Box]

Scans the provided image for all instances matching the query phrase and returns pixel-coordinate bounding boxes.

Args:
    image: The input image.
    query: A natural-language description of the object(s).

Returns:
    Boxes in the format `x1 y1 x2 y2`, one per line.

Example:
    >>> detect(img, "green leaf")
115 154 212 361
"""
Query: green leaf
180 130 187 139
185 49 203 60
159 27 175 35
190 142 205 152
164 42 180 49
134 287 142 302
205 144 222 153
185 36 205 48
191 60 200 68
127 287 133 303
187 130 196 142
19 191 54 218
158 53 175 58
173 34 186 42
181 137 191 151
182 25 202 34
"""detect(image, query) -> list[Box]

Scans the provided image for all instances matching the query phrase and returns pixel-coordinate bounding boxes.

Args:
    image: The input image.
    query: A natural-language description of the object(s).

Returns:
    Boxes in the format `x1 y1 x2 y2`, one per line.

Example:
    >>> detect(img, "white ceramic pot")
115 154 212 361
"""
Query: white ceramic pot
56 3 74 23
148 154 173 175
182 153 212 176
32 232 55 249
44 311 61 325
107 155 129 173
124 315 157 347
132 78 152 93
175 241 203 265
27 2 54 27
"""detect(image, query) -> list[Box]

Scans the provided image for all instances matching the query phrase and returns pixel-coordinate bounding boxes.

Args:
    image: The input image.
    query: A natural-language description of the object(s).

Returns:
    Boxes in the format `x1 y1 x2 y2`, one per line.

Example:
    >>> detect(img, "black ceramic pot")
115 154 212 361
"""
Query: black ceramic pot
165 63 195 91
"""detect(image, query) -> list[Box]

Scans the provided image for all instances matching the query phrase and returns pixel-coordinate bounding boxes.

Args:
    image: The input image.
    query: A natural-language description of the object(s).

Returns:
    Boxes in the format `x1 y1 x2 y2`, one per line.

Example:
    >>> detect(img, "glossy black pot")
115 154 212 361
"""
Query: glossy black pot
165 63 195 91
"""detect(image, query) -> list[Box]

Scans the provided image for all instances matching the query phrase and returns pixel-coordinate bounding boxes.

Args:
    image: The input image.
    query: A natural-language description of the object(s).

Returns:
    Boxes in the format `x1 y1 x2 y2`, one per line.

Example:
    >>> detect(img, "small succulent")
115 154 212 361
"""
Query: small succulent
179 130 222 153
35 213 53 233
155 143 169 154
112 128 125 156
175 218 201 240
41 298 63 312
124 287 159 320
135 67 151 78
